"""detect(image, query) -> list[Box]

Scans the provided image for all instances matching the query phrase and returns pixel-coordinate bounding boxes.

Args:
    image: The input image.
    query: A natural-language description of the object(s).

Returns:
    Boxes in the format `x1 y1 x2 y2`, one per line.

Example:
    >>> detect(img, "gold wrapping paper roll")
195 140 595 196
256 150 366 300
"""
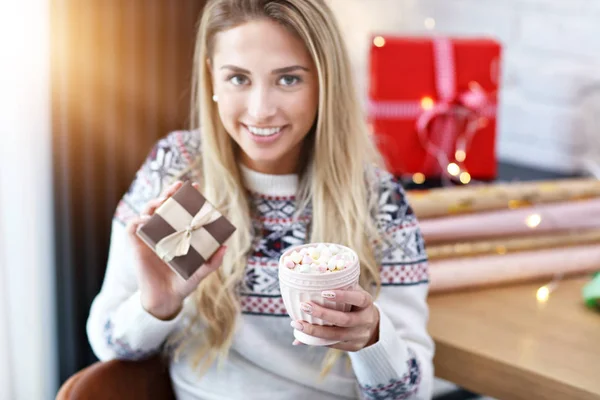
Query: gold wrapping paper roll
426 229 600 260
407 178 600 219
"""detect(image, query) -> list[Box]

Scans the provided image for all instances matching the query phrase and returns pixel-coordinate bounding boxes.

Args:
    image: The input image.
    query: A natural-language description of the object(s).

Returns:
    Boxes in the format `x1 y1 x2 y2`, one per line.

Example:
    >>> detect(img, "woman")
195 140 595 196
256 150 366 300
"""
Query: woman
87 0 434 399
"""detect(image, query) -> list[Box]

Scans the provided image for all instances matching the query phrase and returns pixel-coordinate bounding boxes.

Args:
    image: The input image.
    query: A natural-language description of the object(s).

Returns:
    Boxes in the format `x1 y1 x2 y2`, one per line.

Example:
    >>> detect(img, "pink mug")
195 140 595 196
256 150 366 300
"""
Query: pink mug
278 243 360 346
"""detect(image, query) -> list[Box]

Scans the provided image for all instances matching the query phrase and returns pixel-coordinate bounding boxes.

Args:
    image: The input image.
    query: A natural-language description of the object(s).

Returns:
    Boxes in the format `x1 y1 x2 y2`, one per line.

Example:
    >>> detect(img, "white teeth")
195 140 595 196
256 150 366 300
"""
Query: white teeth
247 126 282 136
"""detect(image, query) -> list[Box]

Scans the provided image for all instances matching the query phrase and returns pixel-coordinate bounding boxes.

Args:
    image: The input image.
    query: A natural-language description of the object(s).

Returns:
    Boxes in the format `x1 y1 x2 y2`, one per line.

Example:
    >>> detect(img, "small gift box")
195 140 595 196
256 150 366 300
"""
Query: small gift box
368 35 502 181
137 181 236 280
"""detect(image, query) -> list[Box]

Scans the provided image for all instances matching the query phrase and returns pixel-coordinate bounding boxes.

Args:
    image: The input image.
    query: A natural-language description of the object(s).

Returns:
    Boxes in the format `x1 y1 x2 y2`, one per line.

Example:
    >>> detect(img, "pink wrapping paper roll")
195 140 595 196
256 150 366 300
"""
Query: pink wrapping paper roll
420 198 600 244
428 245 600 293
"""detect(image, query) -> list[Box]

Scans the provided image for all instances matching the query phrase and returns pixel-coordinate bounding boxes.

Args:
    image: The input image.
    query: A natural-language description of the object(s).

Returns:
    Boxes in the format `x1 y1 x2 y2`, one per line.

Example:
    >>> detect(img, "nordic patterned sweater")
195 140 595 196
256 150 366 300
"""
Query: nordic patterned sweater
86 130 434 400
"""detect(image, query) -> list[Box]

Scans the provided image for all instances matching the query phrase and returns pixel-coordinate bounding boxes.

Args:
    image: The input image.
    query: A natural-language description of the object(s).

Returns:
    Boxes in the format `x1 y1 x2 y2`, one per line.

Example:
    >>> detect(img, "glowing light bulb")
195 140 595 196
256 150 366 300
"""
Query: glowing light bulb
455 149 466 162
420 96 434 110
525 214 542 228
459 172 471 184
373 36 386 47
536 286 550 303
424 18 436 30
447 163 460 176
412 173 426 184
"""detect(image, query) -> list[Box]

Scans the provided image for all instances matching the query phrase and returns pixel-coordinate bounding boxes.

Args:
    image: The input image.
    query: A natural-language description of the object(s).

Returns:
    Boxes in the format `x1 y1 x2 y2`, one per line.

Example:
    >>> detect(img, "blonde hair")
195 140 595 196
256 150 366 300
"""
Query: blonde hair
167 0 387 377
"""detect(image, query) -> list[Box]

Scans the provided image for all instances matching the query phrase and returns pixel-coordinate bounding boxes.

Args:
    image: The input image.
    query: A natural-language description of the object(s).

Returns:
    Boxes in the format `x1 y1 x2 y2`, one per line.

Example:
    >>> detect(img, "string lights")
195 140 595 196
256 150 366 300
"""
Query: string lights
525 213 542 229
424 17 436 30
373 36 385 47
536 277 562 305
420 96 434 110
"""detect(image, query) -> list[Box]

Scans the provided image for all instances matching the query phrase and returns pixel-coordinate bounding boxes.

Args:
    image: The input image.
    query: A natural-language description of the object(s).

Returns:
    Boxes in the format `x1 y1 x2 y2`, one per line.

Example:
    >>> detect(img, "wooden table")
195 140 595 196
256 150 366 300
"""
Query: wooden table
428 277 600 400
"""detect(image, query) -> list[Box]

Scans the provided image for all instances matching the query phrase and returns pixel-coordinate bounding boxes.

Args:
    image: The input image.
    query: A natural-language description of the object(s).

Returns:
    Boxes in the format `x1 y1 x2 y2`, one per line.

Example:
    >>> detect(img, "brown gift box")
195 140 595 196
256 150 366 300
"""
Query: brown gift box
136 181 236 280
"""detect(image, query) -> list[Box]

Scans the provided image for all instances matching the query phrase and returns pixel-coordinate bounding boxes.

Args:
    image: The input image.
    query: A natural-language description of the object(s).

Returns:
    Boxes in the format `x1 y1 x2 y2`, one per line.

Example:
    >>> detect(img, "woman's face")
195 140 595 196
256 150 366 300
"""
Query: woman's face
210 19 319 175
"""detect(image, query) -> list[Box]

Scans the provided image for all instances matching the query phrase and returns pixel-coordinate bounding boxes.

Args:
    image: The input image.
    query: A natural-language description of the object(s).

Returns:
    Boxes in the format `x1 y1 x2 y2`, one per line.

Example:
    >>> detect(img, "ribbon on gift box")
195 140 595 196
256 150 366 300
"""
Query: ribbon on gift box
137 181 235 279
136 181 236 280
368 38 497 178
155 200 222 262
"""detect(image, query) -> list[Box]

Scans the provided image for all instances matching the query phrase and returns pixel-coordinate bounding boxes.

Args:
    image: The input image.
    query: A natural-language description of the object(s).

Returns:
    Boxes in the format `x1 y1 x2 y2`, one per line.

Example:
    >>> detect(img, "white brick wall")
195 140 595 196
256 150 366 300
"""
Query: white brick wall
328 0 600 174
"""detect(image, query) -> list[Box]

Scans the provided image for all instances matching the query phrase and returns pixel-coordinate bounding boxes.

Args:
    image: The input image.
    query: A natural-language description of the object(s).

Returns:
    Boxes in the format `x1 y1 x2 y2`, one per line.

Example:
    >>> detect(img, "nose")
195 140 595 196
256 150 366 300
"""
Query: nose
247 86 276 121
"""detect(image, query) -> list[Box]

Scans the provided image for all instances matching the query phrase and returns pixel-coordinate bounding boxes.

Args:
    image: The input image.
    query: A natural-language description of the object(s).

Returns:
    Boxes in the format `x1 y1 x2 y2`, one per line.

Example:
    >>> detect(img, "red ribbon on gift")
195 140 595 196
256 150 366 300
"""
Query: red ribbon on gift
368 38 497 179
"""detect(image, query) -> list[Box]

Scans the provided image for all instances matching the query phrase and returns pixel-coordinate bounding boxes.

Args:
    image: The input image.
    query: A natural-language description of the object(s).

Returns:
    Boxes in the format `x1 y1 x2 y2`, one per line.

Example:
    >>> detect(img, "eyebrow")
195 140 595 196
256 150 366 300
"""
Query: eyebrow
220 65 309 74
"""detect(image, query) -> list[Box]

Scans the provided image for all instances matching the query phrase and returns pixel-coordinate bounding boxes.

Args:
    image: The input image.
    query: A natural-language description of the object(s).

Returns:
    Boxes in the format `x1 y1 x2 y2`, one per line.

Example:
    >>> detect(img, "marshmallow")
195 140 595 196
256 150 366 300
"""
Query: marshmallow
284 257 295 269
284 244 354 274
310 249 320 260
290 251 302 264
298 264 311 273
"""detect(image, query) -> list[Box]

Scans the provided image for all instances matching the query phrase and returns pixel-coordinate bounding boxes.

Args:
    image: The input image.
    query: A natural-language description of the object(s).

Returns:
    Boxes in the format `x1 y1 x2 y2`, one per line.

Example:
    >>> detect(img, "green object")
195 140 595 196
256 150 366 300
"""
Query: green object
583 272 600 308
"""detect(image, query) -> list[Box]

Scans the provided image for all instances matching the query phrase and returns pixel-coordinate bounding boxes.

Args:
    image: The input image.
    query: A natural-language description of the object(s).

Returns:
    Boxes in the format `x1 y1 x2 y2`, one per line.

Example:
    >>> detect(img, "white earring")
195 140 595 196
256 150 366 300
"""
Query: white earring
212 95 218 102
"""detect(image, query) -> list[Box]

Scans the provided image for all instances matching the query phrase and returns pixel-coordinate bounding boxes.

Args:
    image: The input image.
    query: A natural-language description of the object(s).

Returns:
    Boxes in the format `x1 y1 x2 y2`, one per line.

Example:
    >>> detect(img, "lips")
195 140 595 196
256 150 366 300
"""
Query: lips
242 124 287 143
246 125 283 137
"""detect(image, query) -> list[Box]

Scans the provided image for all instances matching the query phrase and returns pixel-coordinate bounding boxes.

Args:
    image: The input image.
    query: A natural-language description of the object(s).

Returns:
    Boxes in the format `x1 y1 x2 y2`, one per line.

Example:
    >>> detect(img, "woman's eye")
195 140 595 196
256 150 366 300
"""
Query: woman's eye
229 75 249 86
278 75 301 86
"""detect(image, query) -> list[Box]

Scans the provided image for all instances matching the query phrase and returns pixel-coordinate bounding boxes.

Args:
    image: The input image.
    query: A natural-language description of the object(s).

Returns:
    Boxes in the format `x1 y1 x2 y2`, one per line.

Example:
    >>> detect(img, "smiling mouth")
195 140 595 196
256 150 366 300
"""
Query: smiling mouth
245 125 284 137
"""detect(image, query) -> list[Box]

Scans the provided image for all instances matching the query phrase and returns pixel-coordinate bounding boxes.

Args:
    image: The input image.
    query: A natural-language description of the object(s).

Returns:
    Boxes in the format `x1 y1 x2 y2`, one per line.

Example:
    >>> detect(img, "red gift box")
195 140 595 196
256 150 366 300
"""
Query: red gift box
368 35 502 181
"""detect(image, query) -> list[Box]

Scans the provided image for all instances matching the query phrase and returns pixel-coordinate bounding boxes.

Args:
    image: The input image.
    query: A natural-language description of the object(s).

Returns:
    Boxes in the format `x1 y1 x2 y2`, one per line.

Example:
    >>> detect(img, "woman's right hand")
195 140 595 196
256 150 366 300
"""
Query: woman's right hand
125 180 227 321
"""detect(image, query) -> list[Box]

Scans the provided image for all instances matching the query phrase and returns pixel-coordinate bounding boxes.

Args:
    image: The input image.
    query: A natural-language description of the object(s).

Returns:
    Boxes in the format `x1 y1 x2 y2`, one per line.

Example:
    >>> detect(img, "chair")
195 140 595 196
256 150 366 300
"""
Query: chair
55 355 175 400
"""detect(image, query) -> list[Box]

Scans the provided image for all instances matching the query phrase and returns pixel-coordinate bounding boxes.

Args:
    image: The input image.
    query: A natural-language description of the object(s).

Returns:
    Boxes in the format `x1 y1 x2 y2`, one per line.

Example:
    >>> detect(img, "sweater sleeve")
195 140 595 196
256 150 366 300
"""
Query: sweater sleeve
86 131 201 361
348 174 434 400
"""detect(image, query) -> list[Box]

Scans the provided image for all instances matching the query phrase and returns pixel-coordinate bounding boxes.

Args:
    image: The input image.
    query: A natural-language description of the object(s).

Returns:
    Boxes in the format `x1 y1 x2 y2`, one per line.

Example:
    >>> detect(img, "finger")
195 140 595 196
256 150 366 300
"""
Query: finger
125 215 151 237
160 180 184 198
140 181 184 216
292 340 304 346
320 287 373 309
291 320 359 342
300 301 371 328
185 263 220 286
140 198 167 217
185 246 227 285
205 246 227 269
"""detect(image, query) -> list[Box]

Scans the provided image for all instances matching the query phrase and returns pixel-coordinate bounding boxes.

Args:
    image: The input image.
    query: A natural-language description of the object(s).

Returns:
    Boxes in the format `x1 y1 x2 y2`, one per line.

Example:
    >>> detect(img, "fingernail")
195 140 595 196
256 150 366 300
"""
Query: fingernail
300 303 312 314
321 291 336 299
290 321 304 331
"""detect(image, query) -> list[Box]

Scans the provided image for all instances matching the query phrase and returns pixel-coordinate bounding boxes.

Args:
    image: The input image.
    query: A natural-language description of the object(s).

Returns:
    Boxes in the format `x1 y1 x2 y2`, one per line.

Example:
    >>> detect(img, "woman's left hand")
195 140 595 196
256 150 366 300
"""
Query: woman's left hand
291 286 380 351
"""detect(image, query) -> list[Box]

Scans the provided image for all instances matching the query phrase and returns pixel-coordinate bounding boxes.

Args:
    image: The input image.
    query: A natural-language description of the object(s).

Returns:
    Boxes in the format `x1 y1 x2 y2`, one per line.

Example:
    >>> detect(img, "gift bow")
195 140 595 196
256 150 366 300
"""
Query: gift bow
155 201 221 262
368 37 497 178
417 79 493 175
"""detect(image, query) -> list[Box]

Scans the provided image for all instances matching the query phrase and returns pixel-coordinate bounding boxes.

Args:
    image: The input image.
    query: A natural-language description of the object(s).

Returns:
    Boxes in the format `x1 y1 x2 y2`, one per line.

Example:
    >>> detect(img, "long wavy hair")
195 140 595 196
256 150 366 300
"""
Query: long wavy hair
167 0 387 377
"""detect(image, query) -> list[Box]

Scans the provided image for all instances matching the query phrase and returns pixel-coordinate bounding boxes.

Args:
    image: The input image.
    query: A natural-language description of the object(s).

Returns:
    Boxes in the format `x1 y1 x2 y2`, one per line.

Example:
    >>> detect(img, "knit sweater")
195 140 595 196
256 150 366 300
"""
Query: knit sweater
86 130 434 400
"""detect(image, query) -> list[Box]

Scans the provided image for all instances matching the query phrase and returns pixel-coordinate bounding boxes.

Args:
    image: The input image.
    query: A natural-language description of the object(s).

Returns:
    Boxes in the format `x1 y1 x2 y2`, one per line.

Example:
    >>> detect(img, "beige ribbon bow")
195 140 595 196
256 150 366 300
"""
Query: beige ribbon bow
155 201 221 262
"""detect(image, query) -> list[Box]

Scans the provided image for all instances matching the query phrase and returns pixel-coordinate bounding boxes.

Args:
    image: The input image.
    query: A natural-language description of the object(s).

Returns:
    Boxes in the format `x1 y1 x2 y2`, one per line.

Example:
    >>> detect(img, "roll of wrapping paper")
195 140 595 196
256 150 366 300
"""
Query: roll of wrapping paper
407 178 600 219
428 245 600 293
420 197 600 244
427 229 600 260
